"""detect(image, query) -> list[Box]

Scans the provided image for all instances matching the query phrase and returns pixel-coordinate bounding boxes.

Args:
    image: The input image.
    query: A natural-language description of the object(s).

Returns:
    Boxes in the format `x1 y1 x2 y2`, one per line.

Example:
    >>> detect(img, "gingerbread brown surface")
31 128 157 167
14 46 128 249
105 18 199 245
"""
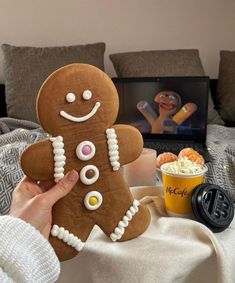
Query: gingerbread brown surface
21 63 151 261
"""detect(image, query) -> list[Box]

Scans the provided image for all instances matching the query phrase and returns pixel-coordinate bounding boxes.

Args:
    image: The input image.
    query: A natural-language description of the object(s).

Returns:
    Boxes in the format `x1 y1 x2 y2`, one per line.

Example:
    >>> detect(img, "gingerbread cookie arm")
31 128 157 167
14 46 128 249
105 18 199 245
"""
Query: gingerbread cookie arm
112 124 143 166
21 139 54 181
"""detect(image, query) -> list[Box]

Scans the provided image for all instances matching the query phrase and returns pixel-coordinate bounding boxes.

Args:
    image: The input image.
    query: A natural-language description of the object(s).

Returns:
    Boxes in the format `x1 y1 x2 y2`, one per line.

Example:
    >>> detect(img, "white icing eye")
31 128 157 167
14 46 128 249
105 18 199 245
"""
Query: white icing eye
83 90 92 100
66 93 76 103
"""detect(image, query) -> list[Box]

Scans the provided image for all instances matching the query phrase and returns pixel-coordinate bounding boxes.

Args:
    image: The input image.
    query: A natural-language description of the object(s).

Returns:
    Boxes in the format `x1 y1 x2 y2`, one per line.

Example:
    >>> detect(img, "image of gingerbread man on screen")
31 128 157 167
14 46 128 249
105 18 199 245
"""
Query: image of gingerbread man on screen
20 63 151 262
137 90 198 134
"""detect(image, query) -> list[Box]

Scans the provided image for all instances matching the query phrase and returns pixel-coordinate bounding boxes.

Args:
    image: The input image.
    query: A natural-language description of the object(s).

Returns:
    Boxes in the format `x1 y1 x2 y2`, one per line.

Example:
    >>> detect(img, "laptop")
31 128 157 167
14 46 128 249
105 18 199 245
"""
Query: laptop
112 77 211 162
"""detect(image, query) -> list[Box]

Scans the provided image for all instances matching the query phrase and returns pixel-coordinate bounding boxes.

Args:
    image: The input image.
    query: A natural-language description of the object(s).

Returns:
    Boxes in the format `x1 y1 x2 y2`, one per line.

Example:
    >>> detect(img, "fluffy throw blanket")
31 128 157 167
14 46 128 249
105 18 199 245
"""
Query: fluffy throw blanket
0 118 46 214
206 125 235 200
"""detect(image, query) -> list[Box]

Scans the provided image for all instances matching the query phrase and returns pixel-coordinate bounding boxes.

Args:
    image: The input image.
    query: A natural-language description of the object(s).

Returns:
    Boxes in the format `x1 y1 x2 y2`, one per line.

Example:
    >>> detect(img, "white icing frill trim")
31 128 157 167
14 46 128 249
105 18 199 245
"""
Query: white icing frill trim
51 225 85 252
50 136 66 183
106 128 120 171
110 200 140 242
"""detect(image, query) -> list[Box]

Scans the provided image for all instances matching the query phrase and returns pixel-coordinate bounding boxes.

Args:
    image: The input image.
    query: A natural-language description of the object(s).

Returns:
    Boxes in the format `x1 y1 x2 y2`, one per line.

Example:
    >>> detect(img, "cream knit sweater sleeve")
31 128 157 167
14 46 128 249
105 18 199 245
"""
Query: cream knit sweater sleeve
0 216 60 283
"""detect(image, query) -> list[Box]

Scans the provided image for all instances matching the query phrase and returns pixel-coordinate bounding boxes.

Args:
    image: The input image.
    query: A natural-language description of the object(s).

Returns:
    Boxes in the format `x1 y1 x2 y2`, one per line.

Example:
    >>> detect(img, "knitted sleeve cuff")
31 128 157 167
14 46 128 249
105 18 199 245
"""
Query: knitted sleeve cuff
0 215 60 283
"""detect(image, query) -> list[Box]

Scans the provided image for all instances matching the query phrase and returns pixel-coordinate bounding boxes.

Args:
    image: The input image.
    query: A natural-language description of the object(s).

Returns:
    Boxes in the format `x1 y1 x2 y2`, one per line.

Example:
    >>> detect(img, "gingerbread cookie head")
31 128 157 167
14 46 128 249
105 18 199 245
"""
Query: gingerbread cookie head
37 63 119 136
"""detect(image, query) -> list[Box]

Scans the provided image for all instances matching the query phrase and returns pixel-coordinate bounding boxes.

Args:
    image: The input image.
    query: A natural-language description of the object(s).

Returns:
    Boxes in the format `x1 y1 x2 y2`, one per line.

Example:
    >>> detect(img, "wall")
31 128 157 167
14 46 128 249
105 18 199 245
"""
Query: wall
0 0 235 82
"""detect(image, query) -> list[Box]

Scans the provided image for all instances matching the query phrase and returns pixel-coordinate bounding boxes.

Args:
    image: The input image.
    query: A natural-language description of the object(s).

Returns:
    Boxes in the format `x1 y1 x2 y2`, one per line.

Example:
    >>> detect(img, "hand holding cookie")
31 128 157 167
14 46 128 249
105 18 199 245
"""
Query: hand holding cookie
10 170 79 239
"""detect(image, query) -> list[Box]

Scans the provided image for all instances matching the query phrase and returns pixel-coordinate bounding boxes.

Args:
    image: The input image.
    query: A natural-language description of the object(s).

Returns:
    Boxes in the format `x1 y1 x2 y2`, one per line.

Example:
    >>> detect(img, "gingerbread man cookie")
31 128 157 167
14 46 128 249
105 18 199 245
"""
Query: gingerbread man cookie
21 64 151 261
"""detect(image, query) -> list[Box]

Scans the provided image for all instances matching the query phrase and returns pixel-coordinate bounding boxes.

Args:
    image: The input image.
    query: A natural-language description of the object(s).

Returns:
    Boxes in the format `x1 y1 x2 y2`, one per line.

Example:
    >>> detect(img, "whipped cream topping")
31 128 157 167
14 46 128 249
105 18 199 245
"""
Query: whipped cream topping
50 136 66 183
161 157 206 175
110 200 140 242
51 225 85 252
106 128 120 171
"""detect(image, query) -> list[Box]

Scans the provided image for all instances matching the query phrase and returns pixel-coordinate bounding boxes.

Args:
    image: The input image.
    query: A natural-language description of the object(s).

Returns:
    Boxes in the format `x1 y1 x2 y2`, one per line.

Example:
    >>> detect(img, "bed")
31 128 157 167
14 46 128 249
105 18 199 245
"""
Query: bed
0 44 234 217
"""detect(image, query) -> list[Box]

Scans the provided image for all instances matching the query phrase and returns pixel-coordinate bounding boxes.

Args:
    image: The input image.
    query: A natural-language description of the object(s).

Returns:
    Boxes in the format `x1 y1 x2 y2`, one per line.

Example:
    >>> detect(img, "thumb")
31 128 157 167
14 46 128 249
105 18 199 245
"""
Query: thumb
45 170 79 207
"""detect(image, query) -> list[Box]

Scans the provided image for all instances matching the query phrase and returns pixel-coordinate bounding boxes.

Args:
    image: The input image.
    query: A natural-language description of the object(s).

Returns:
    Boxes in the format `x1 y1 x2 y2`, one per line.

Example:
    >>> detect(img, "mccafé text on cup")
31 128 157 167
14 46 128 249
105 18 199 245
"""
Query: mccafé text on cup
161 158 208 217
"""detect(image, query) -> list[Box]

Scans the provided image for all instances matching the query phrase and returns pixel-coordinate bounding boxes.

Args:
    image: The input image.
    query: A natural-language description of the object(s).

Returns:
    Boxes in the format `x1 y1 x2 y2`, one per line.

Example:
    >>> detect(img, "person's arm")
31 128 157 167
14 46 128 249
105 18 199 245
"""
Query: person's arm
0 216 60 283
0 170 79 283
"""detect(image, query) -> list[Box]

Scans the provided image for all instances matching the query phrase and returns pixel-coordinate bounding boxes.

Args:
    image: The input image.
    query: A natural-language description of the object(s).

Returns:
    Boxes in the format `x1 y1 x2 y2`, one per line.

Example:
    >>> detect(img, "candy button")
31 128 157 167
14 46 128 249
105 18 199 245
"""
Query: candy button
85 169 95 179
76 141 95 161
89 196 98 206
80 165 99 185
84 191 103 210
82 145 92 155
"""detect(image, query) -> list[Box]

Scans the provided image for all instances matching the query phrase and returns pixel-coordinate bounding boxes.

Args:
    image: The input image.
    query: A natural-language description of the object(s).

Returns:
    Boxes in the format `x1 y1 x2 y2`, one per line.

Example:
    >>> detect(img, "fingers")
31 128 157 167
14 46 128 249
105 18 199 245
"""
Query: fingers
43 170 79 207
38 180 56 192
14 176 45 197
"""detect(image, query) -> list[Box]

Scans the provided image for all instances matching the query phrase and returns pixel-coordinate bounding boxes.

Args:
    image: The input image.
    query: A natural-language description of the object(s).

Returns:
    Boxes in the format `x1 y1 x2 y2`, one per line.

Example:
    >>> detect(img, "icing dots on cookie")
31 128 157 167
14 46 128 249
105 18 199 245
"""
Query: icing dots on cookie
80 165 99 185
83 90 92 100
66 92 76 103
84 191 103 210
76 141 96 161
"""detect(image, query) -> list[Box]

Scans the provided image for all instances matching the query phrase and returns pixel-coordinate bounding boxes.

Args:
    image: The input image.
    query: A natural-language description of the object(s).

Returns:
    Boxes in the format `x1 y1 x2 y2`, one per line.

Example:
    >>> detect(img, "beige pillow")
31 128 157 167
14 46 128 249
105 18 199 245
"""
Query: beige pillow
110 49 224 125
216 51 235 122
2 43 105 122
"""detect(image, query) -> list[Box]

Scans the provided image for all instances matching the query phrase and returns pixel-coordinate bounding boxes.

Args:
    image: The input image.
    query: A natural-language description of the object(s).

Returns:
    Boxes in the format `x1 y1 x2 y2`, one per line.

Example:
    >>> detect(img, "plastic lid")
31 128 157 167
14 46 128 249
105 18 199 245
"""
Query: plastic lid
191 183 234 233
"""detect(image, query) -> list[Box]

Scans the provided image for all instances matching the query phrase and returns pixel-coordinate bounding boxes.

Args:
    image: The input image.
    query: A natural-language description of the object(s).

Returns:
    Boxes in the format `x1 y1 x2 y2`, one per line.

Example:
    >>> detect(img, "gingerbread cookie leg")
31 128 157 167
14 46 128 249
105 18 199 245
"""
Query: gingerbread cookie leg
50 189 96 261
49 181 96 261
111 202 151 242
50 218 95 261
94 176 151 243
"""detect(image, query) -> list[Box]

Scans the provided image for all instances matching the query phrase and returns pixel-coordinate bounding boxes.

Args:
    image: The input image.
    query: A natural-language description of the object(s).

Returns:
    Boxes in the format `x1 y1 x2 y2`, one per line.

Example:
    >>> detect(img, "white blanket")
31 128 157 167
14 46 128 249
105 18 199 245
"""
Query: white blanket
59 187 235 283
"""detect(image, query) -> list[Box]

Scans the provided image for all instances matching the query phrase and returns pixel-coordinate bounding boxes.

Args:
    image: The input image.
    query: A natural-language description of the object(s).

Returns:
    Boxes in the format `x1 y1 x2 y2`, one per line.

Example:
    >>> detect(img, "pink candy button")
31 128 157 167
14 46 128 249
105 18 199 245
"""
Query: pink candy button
82 145 92 155
76 141 95 161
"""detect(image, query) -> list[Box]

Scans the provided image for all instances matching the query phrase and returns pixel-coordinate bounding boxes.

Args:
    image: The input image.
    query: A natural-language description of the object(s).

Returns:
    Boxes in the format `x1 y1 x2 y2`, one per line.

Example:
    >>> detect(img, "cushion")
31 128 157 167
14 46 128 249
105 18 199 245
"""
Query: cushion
216 51 235 122
110 49 224 125
2 42 105 122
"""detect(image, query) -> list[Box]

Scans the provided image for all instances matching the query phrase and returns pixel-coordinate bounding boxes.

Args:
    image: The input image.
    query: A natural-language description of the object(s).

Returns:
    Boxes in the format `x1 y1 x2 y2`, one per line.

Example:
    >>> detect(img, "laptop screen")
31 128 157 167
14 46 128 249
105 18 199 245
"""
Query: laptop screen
112 77 209 142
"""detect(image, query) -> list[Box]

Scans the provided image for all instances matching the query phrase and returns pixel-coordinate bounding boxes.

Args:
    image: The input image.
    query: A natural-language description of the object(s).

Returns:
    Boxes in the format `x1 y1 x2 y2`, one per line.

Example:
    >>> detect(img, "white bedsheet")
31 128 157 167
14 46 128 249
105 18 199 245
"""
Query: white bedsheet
58 186 235 283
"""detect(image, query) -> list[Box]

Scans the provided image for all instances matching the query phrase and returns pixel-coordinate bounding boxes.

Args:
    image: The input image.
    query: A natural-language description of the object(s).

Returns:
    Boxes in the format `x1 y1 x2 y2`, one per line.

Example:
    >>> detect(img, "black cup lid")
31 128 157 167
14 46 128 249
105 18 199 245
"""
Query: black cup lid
191 183 234 233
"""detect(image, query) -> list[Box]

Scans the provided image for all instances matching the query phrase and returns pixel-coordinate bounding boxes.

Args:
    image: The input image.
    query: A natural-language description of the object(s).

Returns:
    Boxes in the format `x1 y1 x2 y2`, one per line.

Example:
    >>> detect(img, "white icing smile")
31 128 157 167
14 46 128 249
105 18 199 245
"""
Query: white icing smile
60 102 101 122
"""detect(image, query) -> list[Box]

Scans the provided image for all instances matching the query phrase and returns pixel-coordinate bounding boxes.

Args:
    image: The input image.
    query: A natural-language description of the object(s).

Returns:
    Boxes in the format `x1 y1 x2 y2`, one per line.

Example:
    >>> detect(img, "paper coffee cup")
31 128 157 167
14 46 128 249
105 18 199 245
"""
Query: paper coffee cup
161 162 208 217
